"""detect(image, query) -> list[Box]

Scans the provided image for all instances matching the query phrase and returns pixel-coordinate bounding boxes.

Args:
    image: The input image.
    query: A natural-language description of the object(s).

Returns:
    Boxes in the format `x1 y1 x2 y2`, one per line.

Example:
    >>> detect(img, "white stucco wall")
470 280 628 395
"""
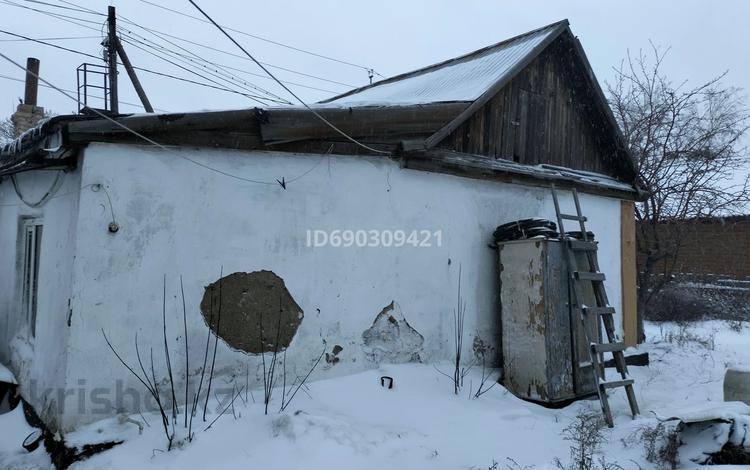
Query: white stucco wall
51 142 623 430
0 143 623 430
0 168 81 424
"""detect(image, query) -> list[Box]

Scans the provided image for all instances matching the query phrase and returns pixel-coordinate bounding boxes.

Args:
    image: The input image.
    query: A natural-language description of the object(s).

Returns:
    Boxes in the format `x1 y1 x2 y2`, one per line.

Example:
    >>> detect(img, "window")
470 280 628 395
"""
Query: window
21 219 42 337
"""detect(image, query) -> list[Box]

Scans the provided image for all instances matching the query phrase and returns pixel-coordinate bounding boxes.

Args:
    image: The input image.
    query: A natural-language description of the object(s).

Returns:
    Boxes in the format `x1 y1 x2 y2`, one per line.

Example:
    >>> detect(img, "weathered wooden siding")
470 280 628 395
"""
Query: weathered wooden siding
440 34 622 178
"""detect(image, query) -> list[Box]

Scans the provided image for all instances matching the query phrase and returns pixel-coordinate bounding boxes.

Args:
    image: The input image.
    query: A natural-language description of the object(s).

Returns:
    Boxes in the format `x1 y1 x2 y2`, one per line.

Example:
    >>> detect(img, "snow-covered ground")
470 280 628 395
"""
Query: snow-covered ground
0 320 747 469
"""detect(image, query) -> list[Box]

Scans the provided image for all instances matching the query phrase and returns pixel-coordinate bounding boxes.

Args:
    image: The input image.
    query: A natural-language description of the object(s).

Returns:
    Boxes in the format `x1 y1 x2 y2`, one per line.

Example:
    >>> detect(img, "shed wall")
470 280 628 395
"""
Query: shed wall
0 168 80 425
33 143 621 429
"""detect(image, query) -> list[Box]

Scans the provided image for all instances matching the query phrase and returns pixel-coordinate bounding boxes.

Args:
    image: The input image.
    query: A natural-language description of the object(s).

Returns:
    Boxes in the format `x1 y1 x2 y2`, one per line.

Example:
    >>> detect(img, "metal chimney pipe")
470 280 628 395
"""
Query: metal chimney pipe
24 57 40 106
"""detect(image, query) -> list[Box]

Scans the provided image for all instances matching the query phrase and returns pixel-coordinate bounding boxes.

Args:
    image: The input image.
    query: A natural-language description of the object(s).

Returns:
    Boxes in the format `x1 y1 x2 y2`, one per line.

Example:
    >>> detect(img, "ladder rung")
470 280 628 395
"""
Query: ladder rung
575 271 606 281
599 379 634 390
569 240 597 251
560 213 587 222
583 306 616 316
593 342 628 353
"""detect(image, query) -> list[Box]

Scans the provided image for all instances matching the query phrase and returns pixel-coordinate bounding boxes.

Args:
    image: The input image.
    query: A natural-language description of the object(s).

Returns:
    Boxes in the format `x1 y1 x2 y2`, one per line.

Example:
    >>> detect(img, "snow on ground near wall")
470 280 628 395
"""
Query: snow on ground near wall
1 320 748 469
0 407 51 469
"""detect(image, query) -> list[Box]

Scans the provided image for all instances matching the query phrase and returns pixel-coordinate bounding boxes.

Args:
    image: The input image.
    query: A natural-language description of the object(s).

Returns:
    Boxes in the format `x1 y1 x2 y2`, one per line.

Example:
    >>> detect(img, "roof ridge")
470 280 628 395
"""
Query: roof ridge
320 19 569 104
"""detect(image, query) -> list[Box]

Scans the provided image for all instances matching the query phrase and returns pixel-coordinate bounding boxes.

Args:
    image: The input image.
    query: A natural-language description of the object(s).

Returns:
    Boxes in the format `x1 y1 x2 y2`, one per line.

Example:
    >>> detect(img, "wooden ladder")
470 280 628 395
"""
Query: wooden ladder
551 184 640 427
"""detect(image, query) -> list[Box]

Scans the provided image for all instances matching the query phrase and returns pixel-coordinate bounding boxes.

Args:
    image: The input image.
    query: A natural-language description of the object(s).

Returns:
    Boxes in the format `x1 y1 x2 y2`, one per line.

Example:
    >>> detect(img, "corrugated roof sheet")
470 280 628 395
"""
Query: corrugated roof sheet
324 21 565 107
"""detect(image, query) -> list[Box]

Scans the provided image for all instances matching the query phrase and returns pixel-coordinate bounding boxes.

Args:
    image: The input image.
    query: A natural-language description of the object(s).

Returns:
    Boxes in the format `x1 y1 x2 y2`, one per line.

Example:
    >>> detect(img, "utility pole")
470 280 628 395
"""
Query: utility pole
107 5 119 114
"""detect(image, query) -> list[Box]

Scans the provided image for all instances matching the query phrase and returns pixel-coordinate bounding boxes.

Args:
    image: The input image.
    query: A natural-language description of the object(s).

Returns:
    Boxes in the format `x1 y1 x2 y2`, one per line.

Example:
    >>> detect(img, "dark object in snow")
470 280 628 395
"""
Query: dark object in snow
492 218 558 244
107 222 119 233
22 429 43 452
380 376 394 389
604 352 649 368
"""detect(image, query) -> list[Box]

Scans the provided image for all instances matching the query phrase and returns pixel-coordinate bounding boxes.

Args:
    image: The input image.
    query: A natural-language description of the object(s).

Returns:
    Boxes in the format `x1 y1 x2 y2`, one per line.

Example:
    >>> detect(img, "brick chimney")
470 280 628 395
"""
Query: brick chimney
11 57 45 136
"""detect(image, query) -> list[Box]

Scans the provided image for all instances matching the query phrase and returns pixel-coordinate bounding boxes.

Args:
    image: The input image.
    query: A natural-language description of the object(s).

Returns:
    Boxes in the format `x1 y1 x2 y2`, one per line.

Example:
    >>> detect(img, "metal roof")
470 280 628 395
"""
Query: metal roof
322 21 567 107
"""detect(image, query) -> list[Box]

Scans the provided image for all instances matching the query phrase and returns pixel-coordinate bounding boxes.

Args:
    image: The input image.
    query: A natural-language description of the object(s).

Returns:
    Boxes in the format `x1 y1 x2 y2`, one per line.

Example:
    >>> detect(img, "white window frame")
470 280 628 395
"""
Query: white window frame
21 218 43 338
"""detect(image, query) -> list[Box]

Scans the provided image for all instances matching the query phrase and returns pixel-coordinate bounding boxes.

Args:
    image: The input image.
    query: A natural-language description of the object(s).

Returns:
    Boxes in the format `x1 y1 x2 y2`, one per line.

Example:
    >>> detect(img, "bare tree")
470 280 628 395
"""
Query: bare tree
607 44 750 340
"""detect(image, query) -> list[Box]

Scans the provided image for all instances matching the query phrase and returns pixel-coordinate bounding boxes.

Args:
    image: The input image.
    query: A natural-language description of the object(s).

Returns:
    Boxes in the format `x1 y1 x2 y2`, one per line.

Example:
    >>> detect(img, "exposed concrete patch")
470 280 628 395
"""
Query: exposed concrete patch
200 271 303 354
362 301 424 364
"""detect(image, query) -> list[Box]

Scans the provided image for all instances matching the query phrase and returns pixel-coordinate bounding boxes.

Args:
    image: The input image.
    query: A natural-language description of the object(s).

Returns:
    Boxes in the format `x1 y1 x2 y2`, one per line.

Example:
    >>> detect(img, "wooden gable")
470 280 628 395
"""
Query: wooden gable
438 31 632 181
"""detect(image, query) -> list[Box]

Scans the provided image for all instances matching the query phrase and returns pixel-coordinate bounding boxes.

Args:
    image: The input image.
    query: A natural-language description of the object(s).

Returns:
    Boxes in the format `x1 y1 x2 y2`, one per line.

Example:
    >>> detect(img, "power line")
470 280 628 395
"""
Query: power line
0 0 106 38
114 17 356 88
188 0 391 156
9 0 354 95
0 73 168 111
0 28 101 59
117 35 284 105
0 0 103 25
0 29 284 104
117 28 340 94
0 2 301 103
115 29 292 103
0 35 100 41
0 51 329 188
137 0 380 75
17 0 102 15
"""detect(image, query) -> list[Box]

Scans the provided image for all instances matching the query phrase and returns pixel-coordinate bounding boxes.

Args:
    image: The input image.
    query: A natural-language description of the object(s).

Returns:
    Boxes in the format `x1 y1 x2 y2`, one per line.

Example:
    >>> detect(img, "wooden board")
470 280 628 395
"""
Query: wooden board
260 103 468 144
620 200 638 346
436 32 634 183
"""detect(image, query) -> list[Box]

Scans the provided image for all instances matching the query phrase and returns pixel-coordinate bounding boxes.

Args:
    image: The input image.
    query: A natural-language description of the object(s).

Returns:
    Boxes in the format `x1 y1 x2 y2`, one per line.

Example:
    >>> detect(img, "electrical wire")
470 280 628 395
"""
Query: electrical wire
116 36 282 105
0 1 292 104
188 0 391 156
5 0 352 99
117 28 339 94
138 0 380 75
0 29 282 104
0 73 169 111
56 0 358 88
116 31 291 103
3 1 280 104
10 171 64 208
0 51 329 188
115 18 355 88
0 0 106 37
0 0 103 24
0 35 100 41
0 28 101 60
17 0 102 15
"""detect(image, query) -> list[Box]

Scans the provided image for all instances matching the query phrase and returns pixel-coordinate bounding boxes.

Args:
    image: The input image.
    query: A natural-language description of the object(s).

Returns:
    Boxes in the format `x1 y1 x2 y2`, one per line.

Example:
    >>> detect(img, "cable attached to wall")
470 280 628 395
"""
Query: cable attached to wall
10 170 64 208
91 183 119 233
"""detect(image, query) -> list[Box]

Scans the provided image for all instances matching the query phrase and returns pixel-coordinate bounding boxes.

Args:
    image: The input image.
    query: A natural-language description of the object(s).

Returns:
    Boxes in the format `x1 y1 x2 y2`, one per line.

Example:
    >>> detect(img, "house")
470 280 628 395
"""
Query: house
0 20 642 432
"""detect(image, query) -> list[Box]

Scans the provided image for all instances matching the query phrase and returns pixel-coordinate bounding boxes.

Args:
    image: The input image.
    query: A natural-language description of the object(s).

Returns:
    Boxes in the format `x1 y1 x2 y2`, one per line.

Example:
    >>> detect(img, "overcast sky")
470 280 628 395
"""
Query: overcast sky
1 0 749 190
2 0 749 115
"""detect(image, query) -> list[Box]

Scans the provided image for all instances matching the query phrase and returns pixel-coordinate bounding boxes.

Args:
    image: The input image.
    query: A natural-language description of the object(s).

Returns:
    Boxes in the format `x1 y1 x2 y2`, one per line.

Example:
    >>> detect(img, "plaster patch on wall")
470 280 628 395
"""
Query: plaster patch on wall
200 271 303 354
362 301 424 364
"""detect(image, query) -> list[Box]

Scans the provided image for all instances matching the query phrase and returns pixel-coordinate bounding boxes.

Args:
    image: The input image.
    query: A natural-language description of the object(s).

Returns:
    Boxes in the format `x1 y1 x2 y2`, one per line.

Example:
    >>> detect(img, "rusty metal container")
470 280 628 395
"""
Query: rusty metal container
498 238 598 403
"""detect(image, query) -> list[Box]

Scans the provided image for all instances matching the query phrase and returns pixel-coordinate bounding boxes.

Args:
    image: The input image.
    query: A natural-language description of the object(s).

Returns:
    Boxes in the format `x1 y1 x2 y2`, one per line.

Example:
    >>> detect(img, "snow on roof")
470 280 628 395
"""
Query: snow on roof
323 21 566 107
